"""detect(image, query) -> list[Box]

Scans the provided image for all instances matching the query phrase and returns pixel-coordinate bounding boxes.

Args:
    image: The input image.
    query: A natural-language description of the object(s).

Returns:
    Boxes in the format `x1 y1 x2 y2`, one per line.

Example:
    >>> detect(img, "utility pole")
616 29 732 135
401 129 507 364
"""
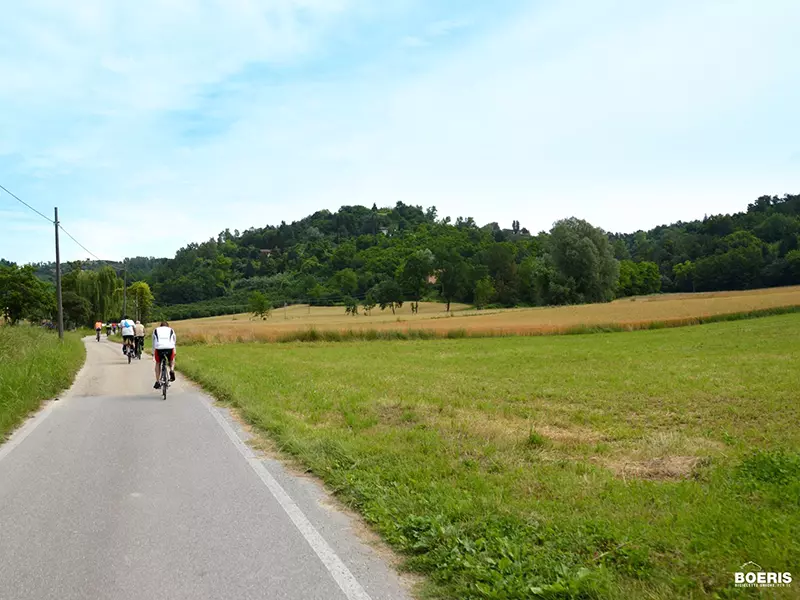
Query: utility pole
122 261 127 317
54 207 64 340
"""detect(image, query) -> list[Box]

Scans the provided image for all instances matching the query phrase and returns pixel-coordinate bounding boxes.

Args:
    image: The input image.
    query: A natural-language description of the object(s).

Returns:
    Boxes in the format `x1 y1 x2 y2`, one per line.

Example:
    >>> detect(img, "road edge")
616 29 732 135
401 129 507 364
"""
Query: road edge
176 373 423 600
0 335 91 462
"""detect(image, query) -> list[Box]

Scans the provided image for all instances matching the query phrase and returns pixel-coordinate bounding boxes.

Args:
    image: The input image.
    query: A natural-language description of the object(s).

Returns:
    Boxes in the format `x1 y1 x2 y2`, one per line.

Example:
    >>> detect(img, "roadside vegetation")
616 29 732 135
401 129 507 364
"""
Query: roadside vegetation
178 314 800 599
0 327 85 439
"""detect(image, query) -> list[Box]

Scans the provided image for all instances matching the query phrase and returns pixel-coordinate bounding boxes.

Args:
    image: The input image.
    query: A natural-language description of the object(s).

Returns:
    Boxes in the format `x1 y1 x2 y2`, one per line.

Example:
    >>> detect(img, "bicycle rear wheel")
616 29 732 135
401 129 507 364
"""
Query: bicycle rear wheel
161 358 168 400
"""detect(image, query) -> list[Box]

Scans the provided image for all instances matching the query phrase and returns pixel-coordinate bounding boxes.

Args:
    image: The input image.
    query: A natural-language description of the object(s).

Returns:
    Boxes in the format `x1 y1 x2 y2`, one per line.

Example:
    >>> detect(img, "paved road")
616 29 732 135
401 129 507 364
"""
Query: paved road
0 338 412 600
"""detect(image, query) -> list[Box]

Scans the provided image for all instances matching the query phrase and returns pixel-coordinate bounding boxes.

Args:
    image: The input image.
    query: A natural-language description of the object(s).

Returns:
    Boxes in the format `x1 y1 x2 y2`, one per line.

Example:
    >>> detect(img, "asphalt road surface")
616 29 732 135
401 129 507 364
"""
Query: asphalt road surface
0 337 413 600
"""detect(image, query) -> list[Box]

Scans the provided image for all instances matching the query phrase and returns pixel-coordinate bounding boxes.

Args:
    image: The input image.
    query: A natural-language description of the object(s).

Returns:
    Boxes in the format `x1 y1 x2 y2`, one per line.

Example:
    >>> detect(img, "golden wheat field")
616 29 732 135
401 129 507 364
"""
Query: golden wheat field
168 285 800 343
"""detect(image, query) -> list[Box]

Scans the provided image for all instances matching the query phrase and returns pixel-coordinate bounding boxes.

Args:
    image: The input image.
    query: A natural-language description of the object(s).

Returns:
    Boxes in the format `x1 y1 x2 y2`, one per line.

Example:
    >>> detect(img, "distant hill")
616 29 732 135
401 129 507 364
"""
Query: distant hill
19 194 800 320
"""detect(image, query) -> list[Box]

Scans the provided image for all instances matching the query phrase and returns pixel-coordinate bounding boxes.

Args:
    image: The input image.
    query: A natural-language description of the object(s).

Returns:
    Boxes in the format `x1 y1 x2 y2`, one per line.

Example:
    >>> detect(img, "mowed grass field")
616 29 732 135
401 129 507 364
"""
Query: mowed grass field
171 285 800 343
0 327 85 439
178 313 800 599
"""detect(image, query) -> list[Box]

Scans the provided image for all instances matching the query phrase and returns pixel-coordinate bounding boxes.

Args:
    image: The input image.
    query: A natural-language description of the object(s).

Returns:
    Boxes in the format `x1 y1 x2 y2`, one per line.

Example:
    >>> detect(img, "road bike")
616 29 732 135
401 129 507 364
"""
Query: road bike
134 337 143 360
122 338 136 364
159 353 169 400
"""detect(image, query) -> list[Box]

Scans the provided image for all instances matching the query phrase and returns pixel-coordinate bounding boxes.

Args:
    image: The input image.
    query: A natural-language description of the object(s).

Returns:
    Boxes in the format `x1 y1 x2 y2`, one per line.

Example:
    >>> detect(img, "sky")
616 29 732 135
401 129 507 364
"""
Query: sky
1 0 799 264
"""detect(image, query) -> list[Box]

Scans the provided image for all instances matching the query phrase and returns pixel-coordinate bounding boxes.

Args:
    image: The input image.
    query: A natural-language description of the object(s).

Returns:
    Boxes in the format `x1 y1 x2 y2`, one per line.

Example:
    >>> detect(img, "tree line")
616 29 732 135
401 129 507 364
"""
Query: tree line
0 260 154 328
5 193 800 324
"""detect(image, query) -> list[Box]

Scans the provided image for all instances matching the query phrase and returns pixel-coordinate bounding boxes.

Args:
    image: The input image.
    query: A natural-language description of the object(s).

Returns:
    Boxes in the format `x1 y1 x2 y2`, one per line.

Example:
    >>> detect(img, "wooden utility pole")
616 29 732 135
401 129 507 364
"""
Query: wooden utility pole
122 263 128 316
54 207 64 340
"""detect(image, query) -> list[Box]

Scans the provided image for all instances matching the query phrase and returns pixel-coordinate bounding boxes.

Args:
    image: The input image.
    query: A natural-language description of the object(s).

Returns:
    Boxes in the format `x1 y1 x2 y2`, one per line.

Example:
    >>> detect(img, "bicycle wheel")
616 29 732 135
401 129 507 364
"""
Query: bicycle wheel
161 359 168 400
127 346 132 364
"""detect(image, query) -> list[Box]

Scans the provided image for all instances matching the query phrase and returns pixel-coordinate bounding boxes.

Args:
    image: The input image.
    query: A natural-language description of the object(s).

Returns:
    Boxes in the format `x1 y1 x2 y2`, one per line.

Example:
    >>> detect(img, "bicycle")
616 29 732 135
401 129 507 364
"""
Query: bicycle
122 337 136 364
134 337 143 360
96 330 101 342
159 354 169 400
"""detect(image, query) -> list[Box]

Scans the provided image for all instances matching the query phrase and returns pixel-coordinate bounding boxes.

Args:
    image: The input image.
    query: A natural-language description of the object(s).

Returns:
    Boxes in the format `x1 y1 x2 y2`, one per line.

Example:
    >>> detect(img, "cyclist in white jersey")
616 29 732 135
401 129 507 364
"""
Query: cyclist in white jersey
152 321 177 389
119 315 136 356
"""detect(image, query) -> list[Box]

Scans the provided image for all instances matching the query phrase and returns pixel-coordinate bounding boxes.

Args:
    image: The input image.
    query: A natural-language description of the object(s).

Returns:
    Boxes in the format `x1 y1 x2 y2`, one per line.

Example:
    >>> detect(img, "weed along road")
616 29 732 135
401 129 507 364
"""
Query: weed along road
0 337 411 600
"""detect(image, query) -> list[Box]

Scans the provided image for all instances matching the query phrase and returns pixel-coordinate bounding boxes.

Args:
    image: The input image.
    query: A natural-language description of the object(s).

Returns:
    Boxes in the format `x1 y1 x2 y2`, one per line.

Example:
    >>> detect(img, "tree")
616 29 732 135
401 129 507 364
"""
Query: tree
344 297 359 316
249 291 272 320
632 231 655 262
0 263 54 325
362 288 377 315
29 192 800 320
518 256 553 306
436 250 468 312
612 238 631 260
331 268 358 297
128 281 155 323
617 260 661 297
694 231 765 291
673 260 696 292
549 218 620 303
484 243 518 305
636 261 662 295
306 283 325 306
62 291 92 328
474 277 496 309
62 263 123 322
399 249 434 314
787 249 800 280
371 280 404 315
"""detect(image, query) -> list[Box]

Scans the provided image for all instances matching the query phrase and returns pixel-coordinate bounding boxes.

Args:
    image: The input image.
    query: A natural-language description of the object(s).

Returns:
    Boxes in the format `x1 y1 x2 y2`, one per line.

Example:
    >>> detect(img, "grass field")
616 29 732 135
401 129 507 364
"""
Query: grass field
170 286 800 344
177 313 800 599
0 327 85 440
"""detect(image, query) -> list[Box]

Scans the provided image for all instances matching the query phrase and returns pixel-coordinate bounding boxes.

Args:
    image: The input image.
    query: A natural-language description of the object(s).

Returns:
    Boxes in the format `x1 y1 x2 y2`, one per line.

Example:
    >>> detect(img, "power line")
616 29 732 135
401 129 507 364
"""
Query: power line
0 183 53 223
0 182 110 264
58 224 103 261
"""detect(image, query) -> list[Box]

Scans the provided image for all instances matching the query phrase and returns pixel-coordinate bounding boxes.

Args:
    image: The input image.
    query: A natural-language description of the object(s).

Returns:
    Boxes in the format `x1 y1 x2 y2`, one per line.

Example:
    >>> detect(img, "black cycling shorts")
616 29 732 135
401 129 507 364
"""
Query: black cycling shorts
123 335 135 343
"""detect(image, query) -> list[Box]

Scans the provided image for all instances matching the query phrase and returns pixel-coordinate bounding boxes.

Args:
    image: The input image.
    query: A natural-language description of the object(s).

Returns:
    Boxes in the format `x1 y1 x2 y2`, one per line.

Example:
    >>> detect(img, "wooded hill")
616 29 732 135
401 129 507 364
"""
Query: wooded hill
11 193 800 323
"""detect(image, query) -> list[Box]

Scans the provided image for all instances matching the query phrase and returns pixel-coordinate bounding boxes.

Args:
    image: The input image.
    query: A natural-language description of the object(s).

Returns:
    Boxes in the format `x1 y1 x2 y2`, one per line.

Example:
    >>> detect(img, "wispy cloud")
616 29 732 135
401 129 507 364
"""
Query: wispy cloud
1 0 798 263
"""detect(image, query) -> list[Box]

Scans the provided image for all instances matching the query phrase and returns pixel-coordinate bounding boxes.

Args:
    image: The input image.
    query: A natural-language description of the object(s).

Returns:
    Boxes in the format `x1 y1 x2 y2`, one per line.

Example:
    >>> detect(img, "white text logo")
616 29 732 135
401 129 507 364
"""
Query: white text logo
734 562 792 588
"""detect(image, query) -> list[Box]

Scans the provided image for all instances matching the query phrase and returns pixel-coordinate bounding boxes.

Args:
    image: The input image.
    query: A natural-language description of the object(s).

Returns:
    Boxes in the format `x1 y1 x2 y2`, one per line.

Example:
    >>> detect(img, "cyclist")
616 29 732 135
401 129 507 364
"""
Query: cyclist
152 321 177 389
94 320 103 341
134 320 145 357
119 315 136 356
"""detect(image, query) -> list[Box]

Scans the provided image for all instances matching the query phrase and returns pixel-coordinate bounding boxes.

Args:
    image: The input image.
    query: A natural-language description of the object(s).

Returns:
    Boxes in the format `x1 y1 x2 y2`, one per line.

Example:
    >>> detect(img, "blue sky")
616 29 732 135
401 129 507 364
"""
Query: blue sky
1 0 798 264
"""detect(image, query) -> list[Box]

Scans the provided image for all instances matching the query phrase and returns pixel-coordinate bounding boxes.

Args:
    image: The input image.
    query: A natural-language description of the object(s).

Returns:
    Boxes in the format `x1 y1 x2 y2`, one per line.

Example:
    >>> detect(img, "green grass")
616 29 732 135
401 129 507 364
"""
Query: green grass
0 326 85 439
178 314 800 599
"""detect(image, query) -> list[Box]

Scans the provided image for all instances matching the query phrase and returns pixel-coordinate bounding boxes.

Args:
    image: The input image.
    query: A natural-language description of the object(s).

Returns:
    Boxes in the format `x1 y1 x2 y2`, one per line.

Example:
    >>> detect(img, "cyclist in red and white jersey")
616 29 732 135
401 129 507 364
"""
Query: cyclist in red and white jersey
152 321 177 389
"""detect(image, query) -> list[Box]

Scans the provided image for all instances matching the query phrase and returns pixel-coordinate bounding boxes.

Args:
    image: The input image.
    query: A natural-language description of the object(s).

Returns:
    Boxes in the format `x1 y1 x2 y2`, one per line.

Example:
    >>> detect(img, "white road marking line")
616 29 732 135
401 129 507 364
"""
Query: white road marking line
199 397 373 600
0 403 55 464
